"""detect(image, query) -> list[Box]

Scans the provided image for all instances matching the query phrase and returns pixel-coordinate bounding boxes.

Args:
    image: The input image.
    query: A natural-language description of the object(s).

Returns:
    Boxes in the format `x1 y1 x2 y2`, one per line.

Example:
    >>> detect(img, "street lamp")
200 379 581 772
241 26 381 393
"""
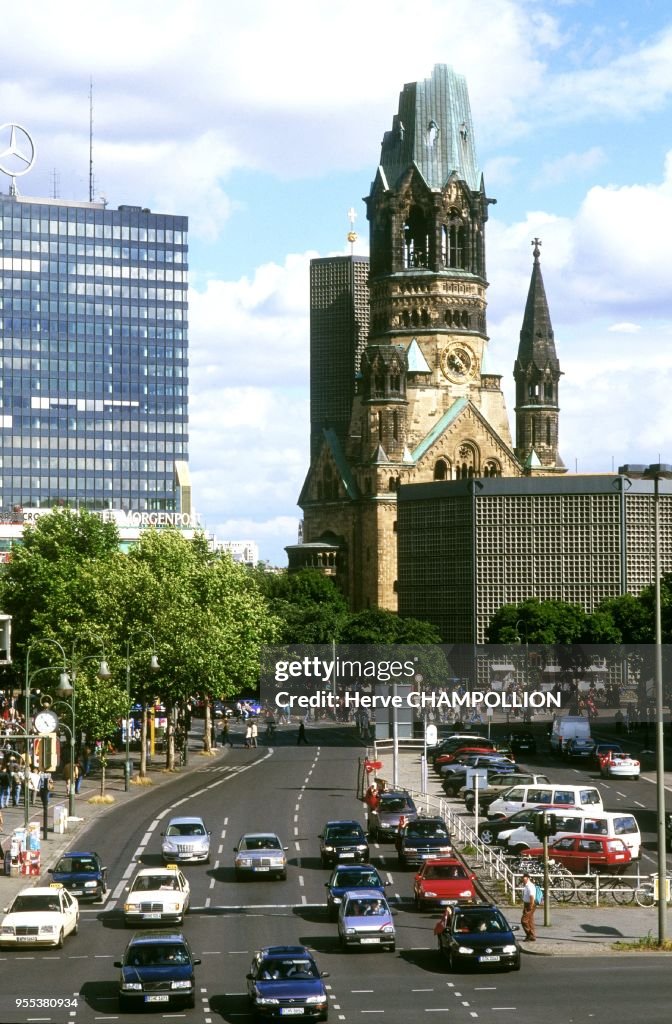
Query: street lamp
125 634 160 791
23 639 69 828
620 462 672 944
56 650 111 817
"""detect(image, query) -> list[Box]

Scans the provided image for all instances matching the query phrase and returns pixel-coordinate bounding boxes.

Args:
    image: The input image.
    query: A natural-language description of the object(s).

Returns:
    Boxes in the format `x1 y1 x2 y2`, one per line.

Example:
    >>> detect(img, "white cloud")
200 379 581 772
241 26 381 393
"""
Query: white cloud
533 147 605 187
608 322 641 334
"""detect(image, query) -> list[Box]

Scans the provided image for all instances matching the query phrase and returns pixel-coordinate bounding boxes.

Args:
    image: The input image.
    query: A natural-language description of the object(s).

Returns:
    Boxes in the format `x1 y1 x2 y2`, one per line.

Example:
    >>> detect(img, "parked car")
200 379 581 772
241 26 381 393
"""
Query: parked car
563 736 596 759
463 773 551 813
367 791 418 841
477 807 546 846
319 820 369 867
592 741 624 767
434 746 498 771
523 834 632 873
439 753 518 782
436 903 520 971
48 850 107 903
0 885 79 949
503 810 642 859
246 945 329 1022
487 783 603 819
337 890 395 951
599 751 640 780
161 816 211 864
443 764 517 799
413 857 477 910
324 863 387 920
114 930 201 1011
123 864 190 927
509 731 537 756
233 832 288 880
396 817 452 868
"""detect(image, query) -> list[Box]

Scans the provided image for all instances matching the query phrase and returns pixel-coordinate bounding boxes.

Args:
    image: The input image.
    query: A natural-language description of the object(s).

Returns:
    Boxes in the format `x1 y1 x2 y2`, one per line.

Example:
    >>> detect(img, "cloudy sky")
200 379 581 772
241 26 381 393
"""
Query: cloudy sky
3 0 672 564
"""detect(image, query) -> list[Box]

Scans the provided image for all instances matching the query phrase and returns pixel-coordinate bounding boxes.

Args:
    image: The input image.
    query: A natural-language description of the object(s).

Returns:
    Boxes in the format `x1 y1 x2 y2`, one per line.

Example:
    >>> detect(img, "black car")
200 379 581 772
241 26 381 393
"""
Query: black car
246 945 329 1022
437 903 521 971
324 863 387 920
48 850 107 902
368 791 418 841
509 731 537 756
441 759 519 797
396 817 452 868
477 808 542 846
319 820 369 867
114 930 201 1011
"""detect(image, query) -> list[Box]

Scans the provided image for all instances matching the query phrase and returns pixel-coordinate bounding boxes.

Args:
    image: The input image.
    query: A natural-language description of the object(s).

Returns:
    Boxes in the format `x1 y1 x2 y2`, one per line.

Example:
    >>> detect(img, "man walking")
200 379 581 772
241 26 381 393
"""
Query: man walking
520 872 537 941
297 720 309 745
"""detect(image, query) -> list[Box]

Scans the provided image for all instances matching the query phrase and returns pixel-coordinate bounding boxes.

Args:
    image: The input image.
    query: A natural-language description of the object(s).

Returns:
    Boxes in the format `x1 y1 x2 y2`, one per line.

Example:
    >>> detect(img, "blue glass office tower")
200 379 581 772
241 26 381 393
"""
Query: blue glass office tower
0 194 188 511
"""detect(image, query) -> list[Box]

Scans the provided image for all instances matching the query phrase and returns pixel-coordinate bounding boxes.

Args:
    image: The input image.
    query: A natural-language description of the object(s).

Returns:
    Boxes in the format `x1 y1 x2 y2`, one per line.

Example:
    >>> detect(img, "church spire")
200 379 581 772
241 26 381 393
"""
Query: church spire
514 240 566 474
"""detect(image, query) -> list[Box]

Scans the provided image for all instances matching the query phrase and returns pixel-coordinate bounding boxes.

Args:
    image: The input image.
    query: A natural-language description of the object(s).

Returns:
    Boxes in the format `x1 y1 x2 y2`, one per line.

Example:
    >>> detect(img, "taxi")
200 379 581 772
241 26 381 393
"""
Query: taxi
123 864 191 926
0 884 79 949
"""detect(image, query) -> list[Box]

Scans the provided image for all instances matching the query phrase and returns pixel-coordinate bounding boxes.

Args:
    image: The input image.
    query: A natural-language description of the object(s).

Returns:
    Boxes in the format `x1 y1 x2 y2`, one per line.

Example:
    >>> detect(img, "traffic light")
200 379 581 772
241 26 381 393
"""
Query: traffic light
531 811 558 839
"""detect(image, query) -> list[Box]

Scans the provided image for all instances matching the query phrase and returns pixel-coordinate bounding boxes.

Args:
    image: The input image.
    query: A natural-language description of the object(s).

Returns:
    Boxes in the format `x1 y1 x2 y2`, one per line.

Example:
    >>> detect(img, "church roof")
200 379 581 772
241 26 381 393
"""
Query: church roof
406 338 432 373
410 396 468 462
376 64 481 193
516 240 560 372
323 428 360 499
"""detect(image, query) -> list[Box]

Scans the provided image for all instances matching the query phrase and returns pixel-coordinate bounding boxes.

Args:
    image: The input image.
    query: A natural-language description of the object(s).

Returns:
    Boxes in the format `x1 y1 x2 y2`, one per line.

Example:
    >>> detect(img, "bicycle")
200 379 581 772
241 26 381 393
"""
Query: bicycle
634 880 656 908
576 874 635 906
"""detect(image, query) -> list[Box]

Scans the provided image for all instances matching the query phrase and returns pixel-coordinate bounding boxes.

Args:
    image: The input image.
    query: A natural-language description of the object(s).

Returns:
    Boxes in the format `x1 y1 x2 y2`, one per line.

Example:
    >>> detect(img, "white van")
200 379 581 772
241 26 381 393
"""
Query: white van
549 715 591 754
487 783 603 820
502 809 641 859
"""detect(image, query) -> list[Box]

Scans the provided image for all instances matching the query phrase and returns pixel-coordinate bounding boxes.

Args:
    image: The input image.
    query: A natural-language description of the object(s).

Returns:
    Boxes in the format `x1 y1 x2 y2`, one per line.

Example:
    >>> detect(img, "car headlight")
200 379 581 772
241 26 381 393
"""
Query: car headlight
39 925 56 934
437 846 453 854
270 858 285 867
345 927 356 935
256 997 280 1006
459 889 473 898
168 902 182 911
357 844 367 851
324 845 334 852
331 896 342 903
122 982 143 991
1 926 15 935
84 880 98 889
171 980 192 990
237 857 253 867
305 996 327 1005
404 846 418 854
423 890 438 897
457 945 474 954
502 944 517 954
382 925 394 934
124 903 138 912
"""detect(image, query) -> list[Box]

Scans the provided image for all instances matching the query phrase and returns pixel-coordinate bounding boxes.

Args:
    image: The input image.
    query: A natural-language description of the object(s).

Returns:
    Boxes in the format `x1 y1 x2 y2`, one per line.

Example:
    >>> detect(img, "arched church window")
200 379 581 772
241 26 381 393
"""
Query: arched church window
434 459 448 481
392 411 399 441
403 205 430 268
390 373 401 393
544 382 554 400
378 411 383 443
546 419 551 446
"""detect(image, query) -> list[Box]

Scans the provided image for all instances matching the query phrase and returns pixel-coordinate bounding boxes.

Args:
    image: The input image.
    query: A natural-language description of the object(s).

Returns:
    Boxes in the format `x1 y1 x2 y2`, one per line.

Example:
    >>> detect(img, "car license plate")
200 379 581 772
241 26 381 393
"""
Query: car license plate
478 955 500 962
340 852 355 858
143 912 162 919
439 899 457 905
16 936 34 943
280 1010 305 1016
145 994 170 1003
70 889 83 895
254 866 270 872
360 937 380 944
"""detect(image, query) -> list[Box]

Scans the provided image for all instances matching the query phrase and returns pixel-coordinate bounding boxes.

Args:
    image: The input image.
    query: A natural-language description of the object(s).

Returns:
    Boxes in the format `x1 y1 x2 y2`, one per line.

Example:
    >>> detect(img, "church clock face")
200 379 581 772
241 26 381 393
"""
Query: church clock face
442 343 476 382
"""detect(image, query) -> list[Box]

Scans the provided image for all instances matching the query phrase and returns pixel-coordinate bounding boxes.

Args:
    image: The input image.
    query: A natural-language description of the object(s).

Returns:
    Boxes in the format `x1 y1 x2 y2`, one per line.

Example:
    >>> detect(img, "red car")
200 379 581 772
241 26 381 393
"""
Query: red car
413 857 477 910
524 834 632 874
434 747 496 769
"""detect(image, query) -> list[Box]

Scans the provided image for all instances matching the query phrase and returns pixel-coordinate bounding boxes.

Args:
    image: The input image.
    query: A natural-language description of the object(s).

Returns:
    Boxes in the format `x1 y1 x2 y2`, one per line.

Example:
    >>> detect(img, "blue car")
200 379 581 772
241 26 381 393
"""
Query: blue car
437 903 521 972
48 850 107 902
246 945 329 1022
114 930 201 1011
324 863 387 920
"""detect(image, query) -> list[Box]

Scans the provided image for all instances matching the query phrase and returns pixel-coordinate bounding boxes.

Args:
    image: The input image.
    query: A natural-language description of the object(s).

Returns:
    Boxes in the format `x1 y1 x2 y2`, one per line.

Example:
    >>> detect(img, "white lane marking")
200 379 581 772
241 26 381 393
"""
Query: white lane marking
294 814 299 823
298 875 305 887
634 800 646 808
132 846 144 859
352 990 374 993
205 897 210 908
295 804 300 812
209 876 215 889
295 842 301 852
412 988 434 991
617 791 627 798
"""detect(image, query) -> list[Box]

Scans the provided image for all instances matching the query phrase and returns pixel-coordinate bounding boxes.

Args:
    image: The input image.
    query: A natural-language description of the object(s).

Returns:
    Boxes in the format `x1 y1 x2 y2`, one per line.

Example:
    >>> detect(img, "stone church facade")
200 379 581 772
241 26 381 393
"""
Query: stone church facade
290 64 565 611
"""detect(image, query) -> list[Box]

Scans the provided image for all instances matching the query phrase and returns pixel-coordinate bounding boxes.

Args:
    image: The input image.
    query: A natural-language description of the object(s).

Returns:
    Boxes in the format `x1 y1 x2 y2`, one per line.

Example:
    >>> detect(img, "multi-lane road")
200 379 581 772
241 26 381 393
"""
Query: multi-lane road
1 726 670 1024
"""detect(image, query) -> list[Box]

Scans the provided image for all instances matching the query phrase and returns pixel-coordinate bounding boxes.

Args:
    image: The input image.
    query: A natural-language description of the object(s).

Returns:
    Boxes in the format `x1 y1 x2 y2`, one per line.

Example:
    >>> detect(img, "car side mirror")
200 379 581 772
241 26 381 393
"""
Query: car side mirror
318 834 323 839
320 971 330 978
47 868 54 873
324 882 330 887
233 847 238 852
114 960 122 968
160 832 165 837
246 973 254 980
192 958 202 966
283 846 289 851
512 924 520 932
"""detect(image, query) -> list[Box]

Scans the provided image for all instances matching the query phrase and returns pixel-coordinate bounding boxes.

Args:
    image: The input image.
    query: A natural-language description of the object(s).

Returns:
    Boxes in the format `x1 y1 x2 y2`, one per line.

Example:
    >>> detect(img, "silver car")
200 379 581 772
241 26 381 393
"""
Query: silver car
337 890 395 951
233 832 288 880
161 816 211 864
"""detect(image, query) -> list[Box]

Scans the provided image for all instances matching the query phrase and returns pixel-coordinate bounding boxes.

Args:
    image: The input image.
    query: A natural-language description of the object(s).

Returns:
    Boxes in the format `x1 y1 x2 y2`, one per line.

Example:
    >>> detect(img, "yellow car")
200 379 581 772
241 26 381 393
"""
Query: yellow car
123 864 191 926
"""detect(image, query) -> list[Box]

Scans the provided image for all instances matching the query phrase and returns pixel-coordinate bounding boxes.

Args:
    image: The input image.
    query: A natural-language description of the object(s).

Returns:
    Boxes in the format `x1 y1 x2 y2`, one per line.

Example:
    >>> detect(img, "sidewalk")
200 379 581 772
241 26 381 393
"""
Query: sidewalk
391 746 671 956
0 724 232 901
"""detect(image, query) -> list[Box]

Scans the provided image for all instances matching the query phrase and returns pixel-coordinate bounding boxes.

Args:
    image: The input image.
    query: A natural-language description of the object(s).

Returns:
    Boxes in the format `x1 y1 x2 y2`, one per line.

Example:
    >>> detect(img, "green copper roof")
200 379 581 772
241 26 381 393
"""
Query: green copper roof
411 396 468 462
323 428 360 499
377 64 481 192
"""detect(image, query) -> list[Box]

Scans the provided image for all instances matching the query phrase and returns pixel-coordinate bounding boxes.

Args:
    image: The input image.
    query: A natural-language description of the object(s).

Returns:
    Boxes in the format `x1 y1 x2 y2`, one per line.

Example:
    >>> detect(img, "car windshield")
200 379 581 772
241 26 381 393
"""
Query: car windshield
242 836 282 850
454 912 504 933
423 864 467 880
327 827 362 840
132 875 178 891
54 857 97 873
10 895 61 913
406 822 448 838
380 797 409 812
167 823 205 837
126 944 190 966
260 959 319 980
346 898 387 916
333 870 380 886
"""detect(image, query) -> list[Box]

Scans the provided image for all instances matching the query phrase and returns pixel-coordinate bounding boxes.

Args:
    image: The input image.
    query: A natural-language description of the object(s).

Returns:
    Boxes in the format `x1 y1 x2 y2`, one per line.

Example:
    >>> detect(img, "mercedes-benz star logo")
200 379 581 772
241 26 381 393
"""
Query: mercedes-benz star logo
0 123 36 178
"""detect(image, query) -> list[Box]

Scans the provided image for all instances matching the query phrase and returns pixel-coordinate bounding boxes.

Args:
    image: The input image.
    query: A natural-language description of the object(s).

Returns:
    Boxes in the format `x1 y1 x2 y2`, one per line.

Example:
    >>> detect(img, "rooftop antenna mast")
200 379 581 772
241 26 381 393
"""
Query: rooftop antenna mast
347 207 358 255
88 77 94 203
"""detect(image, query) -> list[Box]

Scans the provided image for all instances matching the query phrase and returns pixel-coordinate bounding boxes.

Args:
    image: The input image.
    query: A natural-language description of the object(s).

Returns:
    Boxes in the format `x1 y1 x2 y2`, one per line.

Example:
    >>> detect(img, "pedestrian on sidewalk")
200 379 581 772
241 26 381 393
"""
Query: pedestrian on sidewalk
520 872 537 941
250 719 258 748
244 721 253 748
220 717 233 747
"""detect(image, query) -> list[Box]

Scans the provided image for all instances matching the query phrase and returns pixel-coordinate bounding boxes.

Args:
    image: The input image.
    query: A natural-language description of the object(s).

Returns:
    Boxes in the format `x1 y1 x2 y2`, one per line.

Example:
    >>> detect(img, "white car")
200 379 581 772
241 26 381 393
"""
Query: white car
600 752 640 780
123 864 191 926
161 816 211 864
0 885 79 948
233 832 288 880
